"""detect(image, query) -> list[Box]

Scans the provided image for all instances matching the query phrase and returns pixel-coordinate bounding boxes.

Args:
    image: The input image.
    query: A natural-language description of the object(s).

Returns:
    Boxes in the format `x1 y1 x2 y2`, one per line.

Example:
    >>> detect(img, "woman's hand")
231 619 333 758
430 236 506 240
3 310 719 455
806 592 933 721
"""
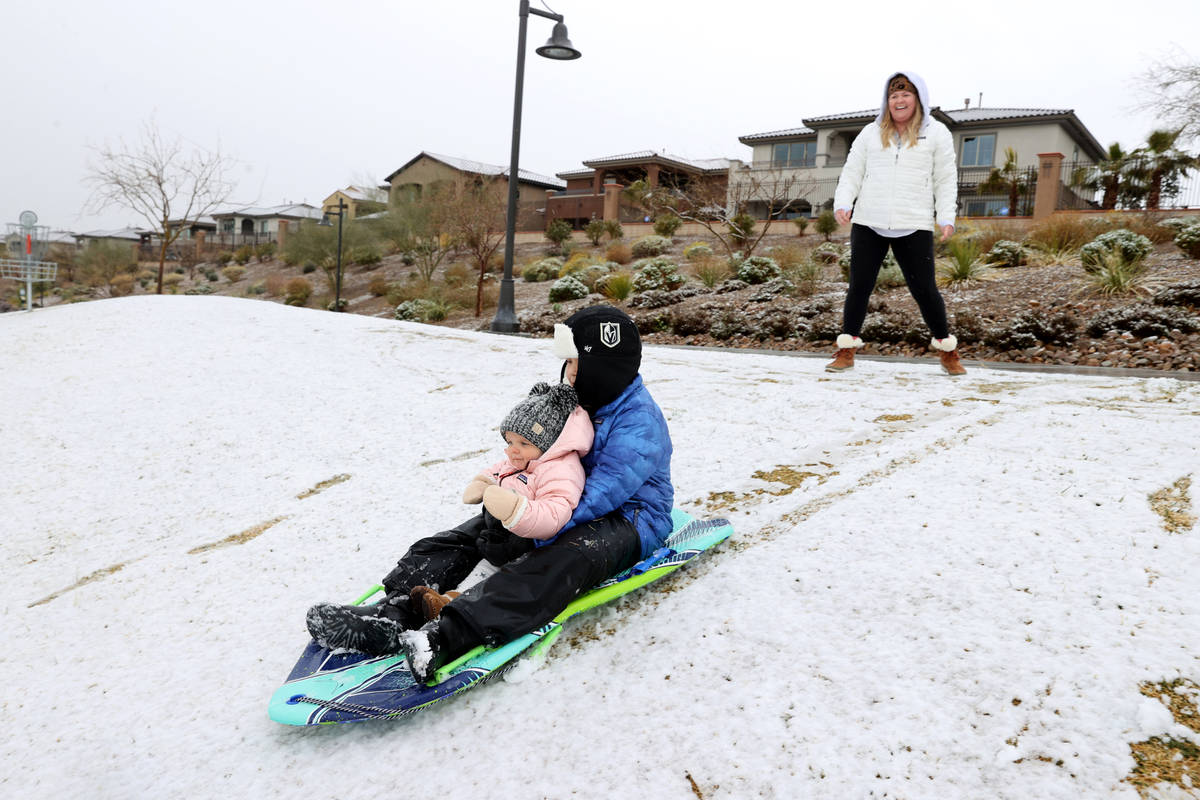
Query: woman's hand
940 224 954 242
835 209 852 226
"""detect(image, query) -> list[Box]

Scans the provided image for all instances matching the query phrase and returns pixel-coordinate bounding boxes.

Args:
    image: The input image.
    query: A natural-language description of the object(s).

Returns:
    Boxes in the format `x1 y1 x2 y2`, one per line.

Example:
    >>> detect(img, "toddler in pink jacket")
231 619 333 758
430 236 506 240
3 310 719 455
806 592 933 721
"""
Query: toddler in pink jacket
408 381 592 619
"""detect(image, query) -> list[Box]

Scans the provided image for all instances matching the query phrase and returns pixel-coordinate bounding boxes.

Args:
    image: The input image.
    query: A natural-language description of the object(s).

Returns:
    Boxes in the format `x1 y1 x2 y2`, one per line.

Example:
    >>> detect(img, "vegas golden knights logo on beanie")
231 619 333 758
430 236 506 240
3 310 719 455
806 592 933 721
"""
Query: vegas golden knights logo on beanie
600 322 621 348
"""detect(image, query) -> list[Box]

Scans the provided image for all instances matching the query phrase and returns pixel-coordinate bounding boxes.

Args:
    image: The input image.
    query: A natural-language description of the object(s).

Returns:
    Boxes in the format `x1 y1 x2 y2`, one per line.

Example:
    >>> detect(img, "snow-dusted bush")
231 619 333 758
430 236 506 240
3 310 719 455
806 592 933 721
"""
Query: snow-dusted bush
1085 304 1200 338
683 242 714 261
811 242 846 264
983 310 1079 349
395 298 448 322
1153 279 1200 309
985 240 1027 268
548 275 589 302
736 255 781 285
632 257 686 292
184 284 214 295
1174 222 1200 259
522 257 563 282
631 235 672 258
1158 217 1193 233
1080 229 1152 272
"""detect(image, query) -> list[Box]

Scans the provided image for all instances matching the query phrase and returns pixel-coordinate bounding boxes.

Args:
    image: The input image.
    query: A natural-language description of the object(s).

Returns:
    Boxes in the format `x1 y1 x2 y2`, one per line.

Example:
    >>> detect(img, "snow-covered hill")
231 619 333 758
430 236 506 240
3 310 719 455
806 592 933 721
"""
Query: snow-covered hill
2 296 1197 799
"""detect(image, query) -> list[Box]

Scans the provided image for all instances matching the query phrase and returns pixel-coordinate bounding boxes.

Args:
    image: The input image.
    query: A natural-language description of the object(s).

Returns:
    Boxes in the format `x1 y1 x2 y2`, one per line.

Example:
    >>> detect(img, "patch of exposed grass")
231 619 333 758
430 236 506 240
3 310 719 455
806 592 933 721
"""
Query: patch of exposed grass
1148 476 1195 533
27 560 134 608
188 516 289 555
296 473 351 499
705 464 835 512
1126 679 1200 796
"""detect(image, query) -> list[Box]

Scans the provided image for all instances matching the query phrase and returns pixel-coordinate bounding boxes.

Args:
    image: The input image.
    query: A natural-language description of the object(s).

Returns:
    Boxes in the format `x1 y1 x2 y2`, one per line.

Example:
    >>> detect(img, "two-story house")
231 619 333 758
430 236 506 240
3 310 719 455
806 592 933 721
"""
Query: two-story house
736 105 1106 218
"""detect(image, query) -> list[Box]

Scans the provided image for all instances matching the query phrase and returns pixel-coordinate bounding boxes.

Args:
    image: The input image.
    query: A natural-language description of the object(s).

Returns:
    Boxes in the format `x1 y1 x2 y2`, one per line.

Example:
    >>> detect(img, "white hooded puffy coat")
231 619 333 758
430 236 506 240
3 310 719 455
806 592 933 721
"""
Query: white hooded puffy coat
833 70 958 232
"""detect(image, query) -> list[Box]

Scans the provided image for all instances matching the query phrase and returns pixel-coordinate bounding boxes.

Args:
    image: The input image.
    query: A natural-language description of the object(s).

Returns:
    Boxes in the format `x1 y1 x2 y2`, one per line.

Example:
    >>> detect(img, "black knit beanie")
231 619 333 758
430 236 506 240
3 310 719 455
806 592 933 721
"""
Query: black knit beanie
552 305 641 413
501 382 579 454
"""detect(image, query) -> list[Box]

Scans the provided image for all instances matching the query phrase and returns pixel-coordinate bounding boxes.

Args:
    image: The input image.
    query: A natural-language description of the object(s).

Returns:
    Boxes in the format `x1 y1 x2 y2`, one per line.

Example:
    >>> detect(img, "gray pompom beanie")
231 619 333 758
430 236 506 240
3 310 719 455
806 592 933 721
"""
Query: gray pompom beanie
501 382 579 454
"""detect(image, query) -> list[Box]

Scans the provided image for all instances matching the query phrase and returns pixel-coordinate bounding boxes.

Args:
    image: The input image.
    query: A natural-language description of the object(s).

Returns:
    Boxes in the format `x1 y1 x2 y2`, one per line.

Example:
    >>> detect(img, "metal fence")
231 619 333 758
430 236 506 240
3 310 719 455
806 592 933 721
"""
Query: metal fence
1059 158 1200 211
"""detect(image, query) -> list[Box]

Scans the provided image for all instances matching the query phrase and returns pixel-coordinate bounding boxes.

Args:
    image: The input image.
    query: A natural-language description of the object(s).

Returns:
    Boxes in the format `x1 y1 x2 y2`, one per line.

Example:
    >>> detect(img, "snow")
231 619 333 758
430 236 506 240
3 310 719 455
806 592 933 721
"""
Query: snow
2 295 1198 799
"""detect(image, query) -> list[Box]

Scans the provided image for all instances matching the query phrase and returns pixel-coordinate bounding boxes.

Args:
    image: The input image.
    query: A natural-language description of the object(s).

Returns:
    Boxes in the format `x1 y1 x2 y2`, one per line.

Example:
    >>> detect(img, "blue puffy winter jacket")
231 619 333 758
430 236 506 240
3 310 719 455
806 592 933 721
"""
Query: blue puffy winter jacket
556 375 674 558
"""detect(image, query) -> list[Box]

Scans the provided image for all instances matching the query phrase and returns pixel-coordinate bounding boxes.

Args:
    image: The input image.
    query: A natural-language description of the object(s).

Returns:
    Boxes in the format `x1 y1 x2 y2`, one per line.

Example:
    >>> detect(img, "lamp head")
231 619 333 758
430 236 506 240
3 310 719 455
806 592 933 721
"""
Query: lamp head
536 21 580 60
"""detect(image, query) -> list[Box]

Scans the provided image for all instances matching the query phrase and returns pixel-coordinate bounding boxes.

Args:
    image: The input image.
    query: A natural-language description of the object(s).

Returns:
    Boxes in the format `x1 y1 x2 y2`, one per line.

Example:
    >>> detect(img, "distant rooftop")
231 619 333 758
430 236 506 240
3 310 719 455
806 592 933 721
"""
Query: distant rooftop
388 151 565 190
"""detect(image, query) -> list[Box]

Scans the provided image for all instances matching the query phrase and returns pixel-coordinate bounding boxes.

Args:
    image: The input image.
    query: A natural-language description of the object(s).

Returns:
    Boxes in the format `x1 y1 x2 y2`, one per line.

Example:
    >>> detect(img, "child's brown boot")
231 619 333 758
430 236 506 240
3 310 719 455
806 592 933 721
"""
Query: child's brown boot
410 586 461 622
931 336 966 377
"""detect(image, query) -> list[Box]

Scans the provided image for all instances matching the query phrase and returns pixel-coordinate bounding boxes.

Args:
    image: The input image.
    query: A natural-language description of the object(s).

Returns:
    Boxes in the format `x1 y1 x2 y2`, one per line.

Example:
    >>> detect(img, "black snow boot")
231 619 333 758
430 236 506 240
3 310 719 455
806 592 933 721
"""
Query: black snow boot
305 603 406 656
398 622 449 684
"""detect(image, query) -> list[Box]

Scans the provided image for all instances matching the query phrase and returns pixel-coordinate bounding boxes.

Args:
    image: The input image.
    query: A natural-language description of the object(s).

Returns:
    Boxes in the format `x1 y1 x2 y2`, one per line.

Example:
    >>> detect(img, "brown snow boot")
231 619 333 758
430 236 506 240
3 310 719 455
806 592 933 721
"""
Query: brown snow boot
410 585 461 622
939 349 966 376
826 334 863 372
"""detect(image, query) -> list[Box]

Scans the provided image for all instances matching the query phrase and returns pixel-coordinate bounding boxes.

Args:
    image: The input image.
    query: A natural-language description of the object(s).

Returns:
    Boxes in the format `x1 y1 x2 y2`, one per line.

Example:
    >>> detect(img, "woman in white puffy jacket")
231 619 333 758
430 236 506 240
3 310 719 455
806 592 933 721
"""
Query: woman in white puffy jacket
829 71 965 376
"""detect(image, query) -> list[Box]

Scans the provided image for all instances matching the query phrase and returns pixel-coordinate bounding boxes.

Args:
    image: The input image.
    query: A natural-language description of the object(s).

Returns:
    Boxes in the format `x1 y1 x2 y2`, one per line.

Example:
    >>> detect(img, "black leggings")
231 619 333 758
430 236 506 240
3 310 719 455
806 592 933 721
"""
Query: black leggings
842 224 949 340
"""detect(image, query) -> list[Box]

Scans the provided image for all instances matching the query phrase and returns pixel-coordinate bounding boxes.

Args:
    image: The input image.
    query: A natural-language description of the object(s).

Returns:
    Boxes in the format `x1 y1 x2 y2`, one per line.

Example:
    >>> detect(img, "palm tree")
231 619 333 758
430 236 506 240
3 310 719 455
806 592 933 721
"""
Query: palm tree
1071 142 1136 210
977 147 1031 216
1137 128 1199 210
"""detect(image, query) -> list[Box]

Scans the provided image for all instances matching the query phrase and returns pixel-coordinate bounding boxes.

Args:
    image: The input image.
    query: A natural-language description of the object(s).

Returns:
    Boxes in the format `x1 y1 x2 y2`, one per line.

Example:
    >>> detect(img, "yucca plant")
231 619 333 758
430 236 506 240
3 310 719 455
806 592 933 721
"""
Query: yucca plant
690 256 731 288
937 236 991 285
599 272 634 301
1081 250 1155 296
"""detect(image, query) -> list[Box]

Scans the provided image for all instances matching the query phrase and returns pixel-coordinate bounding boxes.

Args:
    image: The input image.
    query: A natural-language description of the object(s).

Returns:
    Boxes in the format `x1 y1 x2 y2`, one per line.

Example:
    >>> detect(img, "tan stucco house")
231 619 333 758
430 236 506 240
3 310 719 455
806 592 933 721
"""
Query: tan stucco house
736 106 1106 218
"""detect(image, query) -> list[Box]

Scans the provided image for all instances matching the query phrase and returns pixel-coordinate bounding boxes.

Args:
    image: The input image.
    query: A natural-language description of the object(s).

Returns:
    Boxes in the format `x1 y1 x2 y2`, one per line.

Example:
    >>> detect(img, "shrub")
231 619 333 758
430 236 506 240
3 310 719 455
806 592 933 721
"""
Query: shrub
628 289 684 310
522 257 563 282
1153 279 1200 309
444 263 471 288
264 274 287 297
1085 304 1200 338
690 255 731 288
349 245 382 266
212 251 234 266
736 255 781 285
205 270 219 282
245 282 266 296
1174 222 1200 259
768 244 806 270
1080 229 1153 272
710 309 750 340
728 213 755 247
254 242 277 262
221 265 246 283
606 242 634 265
561 251 593 275
751 308 797 341
597 271 634 301
669 306 712 336
653 214 682 238
861 312 925 345
548 275 589 302
109 274 136 296
234 245 254 265
784 260 823 296
302 263 317 274
983 310 1078 349
284 277 312 306
584 219 607 246
792 216 810 236
603 220 624 240
1025 214 1103 257
631 235 671 258
1081 249 1152 296
162 272 184 289
985 240 1027 268
812 242 845 264
577 263 614 292
632 257 686 292
326 298 349 312
1158 217 1193 233
683 242 714 261
815 210 838 240
545 219 573 250
395 298 452 322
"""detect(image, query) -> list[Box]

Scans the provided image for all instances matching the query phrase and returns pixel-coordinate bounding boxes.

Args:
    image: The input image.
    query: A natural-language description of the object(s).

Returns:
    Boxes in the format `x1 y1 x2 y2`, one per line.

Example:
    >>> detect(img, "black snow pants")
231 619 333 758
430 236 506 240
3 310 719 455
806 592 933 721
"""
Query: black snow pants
842 224 950 340
381 510 643 661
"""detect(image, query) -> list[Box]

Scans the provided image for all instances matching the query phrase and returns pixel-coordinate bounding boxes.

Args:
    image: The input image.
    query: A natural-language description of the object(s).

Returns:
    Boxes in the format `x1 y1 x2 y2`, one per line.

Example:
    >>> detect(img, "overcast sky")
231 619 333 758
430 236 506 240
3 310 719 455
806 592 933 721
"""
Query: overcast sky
4 0 1197 233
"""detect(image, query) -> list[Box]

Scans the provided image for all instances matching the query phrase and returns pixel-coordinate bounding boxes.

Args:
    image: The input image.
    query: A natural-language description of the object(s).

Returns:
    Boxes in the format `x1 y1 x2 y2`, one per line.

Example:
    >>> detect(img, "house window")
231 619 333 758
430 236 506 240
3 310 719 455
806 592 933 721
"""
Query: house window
961 134 996 167
221 220 234 233
772 141 816 168
260 220 270 234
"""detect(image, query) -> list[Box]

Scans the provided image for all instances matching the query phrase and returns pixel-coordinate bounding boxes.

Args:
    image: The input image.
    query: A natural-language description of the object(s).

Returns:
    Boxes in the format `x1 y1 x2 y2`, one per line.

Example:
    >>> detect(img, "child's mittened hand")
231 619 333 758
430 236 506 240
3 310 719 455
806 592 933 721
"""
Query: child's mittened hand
462 474 496 504
482 485 526 528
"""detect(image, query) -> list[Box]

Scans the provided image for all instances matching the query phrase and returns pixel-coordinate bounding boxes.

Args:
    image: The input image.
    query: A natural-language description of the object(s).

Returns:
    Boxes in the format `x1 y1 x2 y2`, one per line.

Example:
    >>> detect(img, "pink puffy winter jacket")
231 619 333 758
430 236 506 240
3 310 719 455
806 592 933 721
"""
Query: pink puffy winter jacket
484 405 593 540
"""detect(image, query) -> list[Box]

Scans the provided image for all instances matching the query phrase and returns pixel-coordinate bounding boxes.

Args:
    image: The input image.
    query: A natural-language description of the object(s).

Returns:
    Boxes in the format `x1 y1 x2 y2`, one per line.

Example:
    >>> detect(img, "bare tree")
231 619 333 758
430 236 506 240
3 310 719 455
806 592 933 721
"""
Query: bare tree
441 178 508 317
649 167 811 261
1135 49 1200 143
87 120 234 294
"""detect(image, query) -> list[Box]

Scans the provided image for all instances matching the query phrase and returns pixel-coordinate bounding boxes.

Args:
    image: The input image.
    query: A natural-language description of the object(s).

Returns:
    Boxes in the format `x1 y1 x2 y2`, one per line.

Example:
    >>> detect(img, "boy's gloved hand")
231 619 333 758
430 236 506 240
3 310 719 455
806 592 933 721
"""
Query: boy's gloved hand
475 528 536 567
462 474 496 504
482 485 527 529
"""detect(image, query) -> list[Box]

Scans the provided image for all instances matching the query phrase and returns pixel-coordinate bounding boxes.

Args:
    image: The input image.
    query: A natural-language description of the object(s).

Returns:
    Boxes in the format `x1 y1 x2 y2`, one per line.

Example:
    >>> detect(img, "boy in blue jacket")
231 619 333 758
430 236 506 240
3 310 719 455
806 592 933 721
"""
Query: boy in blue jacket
308 306 674 683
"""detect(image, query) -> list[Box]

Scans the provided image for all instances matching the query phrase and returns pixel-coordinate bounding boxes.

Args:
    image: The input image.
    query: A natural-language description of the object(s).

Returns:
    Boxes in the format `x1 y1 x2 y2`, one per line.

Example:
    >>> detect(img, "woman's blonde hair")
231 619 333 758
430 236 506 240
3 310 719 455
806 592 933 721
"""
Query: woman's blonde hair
880 103 923 149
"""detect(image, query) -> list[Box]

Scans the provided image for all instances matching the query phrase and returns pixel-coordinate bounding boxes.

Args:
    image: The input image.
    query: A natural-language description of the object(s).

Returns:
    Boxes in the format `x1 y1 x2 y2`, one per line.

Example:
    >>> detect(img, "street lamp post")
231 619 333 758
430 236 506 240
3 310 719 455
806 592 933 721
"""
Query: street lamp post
318 198 346 312
490 0 580 333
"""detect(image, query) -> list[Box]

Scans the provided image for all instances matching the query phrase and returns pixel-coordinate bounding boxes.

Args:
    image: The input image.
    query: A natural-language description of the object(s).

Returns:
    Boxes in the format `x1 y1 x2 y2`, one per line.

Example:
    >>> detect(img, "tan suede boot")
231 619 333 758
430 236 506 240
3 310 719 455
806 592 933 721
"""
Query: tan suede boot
826 334 863 372
409 586 462 622
931 336 966 376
